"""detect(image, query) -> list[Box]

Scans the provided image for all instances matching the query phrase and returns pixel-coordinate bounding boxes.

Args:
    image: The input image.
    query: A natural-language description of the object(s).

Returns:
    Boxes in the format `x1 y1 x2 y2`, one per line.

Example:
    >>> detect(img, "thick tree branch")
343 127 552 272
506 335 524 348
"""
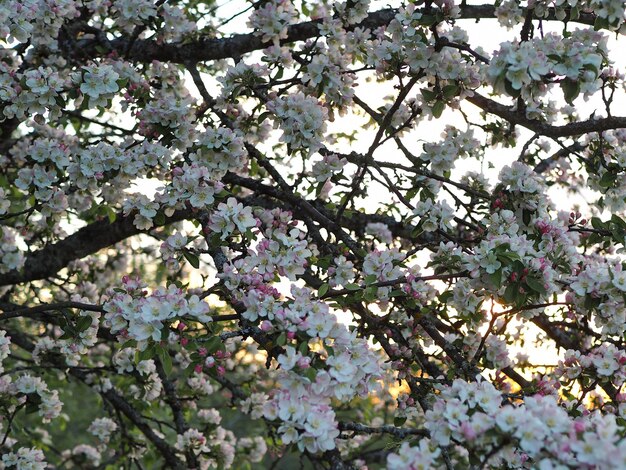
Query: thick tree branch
0 208 193 287
468 93 626 138
64 6 601 65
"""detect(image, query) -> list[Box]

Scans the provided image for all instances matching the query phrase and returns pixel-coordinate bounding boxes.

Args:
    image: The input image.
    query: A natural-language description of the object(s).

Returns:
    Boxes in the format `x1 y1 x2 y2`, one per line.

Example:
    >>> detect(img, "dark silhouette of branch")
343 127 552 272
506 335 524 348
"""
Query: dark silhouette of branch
468 93 626 138
62 5 601 65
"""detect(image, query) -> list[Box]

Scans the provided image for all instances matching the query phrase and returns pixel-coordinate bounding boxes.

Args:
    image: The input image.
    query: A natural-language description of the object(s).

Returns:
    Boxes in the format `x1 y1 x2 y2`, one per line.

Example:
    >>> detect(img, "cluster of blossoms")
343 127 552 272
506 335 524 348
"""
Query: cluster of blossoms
61 445 102 467
122 193 160 230
530 0 626 31
217 62 269 101
403 266 439 303
413 198 455 232
497 161 549 213
1 66 66 120
156 163 224 214
221 227 315 291
0 188 9 215
103 277 212 344
327 255 356 287
77 64 121 107
365 222 393 244
0 0 79 46
88 417 118 444
300 42 357 107
387 440 441 470
130 359 164 402
463 232 561 302
208 198 257 240
189 127 247 179
334 0 371 24
583 128 626 211
175 426 238 468
568 259 626 334
111 0 157 31
462 328 513 370
0 331 9 374
16 134 163 221
487 30 607 109
135 90 197 146
495 0 525 28
554 343 626 388
362 249 404 300
398 378 626 468
380 7 481 101
1 448 47 470
158 3 197 41
266 92 328 155
260 287 384 453
0 374 62 423
247 0 297 44
419 126 480 176
32 307 100 367
160 232 189 271
311 153 347 182
0 228 24 274
73 140 172 189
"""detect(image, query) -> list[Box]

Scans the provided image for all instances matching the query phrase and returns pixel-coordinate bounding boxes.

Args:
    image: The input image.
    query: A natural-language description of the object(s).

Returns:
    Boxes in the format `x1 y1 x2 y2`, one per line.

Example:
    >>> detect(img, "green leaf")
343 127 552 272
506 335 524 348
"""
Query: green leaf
599 172 615 189
315 180 327 197
318 283 329 297
204 337 222 354
421 89 437 102
560 78 580 105
442 84 459 99
611 215 626 230
503 283 518 305
159 347 173 375
75 316 93 332
431 100 445 119
304 367 317 382
591 217 606 230
136 345 156 363
489 269 503 288
364 274 378 285
526 276 546 294
504 79 521 98
594 16 610 31
394 416 407 427
104 206 117 224
154 211 166 226
183 250 200 269
257 111 272 124
276 332 287 347
418 14 437 26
